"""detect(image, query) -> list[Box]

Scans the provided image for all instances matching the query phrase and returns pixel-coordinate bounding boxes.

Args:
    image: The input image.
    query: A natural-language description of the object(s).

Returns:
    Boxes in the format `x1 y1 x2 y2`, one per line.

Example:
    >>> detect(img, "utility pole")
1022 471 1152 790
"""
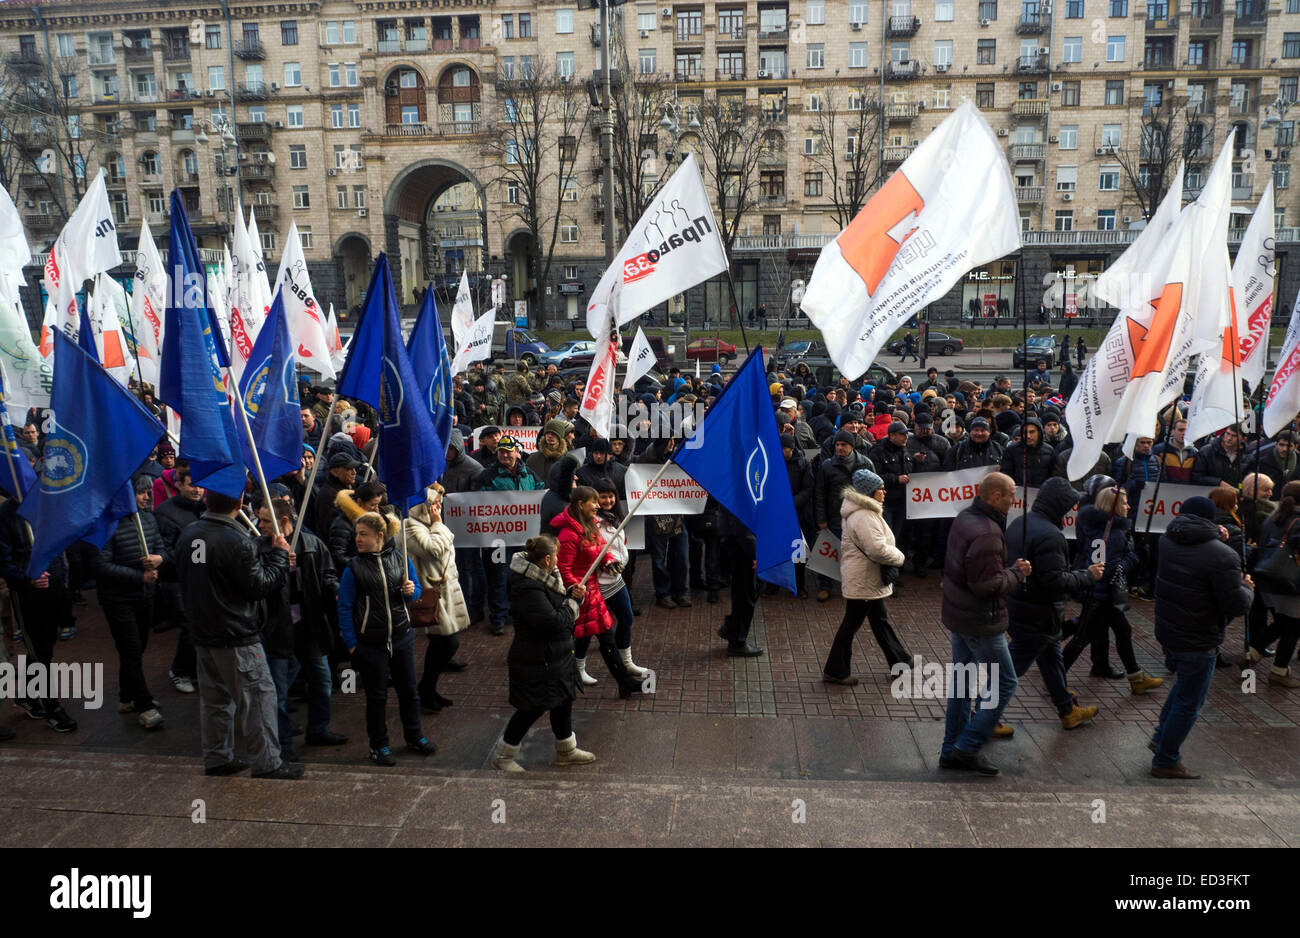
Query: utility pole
599 0 616 265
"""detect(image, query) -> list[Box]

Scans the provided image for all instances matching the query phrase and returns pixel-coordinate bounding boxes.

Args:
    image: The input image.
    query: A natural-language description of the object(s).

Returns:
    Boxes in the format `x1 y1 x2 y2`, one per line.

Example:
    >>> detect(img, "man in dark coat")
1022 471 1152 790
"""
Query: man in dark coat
1000 416 1056 486
943 417 1004 471
906 413 949 574
781 436 816 598
441 428 485 628
868 420 914 563
715 506 763 656
939 472 1031 775
1191 426 1245 487
1150 497 1253 779
812 431 875 601
315 452 362 540
575 437 627 493
1004 478 1103 731
1250 431 1300 491
153 463 208 692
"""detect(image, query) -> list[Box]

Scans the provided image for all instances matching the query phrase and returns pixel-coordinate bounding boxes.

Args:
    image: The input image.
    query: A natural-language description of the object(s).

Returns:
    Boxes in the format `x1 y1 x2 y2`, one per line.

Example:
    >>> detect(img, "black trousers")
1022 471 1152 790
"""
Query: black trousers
12 580 71 706
104 598 156 712
718 541 759 644
823 598 910 677
1063 602 1139 674
503 701 573 746
418 632 460 701
1251 611 1300 670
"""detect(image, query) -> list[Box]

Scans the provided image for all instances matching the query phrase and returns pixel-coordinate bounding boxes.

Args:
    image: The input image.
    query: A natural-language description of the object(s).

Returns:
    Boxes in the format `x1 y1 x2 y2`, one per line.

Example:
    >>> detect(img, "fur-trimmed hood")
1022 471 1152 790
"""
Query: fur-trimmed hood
336 488 400 535
840 486 885 520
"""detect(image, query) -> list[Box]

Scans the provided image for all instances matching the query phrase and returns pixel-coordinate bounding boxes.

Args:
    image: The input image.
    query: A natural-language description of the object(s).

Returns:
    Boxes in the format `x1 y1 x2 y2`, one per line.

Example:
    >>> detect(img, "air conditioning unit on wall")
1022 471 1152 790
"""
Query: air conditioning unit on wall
358 208 368 217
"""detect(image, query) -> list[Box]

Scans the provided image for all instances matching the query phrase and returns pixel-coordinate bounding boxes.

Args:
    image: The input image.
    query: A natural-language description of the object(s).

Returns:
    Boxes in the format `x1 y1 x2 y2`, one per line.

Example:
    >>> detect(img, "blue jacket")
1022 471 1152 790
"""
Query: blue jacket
338 549 421 651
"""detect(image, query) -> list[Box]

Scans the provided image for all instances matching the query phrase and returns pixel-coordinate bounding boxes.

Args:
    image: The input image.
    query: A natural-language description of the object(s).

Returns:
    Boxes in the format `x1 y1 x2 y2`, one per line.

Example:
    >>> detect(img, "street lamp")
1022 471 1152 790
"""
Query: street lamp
195 115 240 235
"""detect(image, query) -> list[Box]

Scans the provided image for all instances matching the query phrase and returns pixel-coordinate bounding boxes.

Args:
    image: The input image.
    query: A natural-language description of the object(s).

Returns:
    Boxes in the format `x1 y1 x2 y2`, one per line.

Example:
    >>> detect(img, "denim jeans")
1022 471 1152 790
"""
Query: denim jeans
267 654 301 754
297 646 333 738
942 631 1019 757
1151 648 1216 769
647 529 689 600
481 548 510 626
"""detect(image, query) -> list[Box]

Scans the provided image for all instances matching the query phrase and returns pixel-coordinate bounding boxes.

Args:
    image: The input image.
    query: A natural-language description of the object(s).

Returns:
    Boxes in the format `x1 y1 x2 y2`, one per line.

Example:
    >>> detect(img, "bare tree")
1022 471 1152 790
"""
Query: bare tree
1114 93 1214 221
803 81 885 229
483 60 592 328
693 92 766 256
607 69 677 236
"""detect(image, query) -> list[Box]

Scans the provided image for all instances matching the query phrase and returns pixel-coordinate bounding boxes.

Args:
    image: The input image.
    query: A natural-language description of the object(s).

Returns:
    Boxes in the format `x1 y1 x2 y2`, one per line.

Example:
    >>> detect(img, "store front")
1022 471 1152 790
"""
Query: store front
960 259 1018 323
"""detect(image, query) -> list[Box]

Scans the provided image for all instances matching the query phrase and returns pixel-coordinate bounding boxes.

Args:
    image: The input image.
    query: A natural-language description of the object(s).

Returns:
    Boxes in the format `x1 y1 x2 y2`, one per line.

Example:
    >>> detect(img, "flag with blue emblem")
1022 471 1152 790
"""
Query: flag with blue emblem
671 347 801 593
406 284 454 452
19 329 164 578
236 289 301 483
337 253 445 510
0 362 36 501
157 191 247 497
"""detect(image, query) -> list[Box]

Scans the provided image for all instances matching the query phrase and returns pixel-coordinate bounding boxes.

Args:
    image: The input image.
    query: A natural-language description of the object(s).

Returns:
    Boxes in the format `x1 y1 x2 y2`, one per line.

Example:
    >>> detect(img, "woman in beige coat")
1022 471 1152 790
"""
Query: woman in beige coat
822 469 913 685
403 485 472 712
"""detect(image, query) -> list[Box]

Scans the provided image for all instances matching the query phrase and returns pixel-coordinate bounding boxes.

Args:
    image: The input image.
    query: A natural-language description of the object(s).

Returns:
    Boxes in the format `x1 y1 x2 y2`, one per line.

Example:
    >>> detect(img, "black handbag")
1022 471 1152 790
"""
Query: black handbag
1253 519 1300 593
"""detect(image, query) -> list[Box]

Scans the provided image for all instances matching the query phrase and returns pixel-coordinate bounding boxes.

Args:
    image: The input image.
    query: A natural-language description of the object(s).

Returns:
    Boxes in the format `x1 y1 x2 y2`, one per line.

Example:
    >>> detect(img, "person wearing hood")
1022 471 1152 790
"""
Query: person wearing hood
812 430 876 601
609 426 633 466
1000 416 1056 486
328 480 386 574
810 400 835 443
866 402 894 441
477 436 543 635
823 470 911 684
1057 361 1078 400
442 429 486 630
1150 496 1254 778
526 418 571 484
1004 478 1106 733
541 455 581 538
576 437 627 493
781 437 816 598
1240 480 1300 689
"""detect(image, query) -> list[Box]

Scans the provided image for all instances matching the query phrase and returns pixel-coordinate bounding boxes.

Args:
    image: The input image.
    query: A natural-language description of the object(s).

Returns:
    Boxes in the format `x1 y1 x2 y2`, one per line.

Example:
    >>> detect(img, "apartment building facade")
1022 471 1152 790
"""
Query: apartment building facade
1 0 1297 330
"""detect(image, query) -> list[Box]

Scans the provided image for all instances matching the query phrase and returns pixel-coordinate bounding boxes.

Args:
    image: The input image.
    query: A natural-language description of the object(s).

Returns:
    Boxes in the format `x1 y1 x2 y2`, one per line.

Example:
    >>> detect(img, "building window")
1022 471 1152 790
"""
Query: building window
141 151 161 175
1059 125 1078 149
849 1 869 24
281 21 298 45
637 11 656 31
287 104 303 128
502 15 514 39
205 25 222 49
805 172 823 196
298 226 312 250
557 52 574 77
261 232 275 254
1098 164 1120 190
932 40 953 67
556 9 573 33
1277 121 1296 147
763 215 781 237
978 0 998 20
345 63 358 86
56 33 74 57
62 74 77 98
1101 124 1121 146
348 104 360 127
977 39 996 64
1097 209 1116 230
849 43 868 68
1104 80 1123 106
1106 35 1125 61
560 224 579 243
1109 0 1127 14
208 66 225 91
934 87 951 108
336 186 348 209
1290 0 1300 12
804 131 823 155
290 145 307 169
1055 210 1074 231
148 191 166 215
1230 39 1252 66
506 181 520 203
292 185 310 209
329 65 341 87
1276 163 1291 190
807 44 824 69
519 13 532 37
760 171 785 197
331 104 344 128
807 0 826 24
936 0 955 21
976 83 995 108
1062 36 1082 63
1066 0 1084 15
639 49 657 74
401 105 420 124
1056 165 1077 191
285 62 301 86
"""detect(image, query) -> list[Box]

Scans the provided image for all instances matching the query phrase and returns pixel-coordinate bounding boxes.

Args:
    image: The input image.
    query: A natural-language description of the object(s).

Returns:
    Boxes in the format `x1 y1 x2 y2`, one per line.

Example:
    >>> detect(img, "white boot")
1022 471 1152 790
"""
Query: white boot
490 738 526 773
554 733 596 766
576 657 599 686
618 647 648 679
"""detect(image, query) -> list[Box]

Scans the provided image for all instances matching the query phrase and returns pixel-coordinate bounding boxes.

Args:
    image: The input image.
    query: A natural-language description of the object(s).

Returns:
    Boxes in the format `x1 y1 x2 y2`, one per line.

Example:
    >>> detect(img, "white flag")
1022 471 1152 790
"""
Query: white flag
130 223 166 387
623 326 656 390
451 270 475 350
274 221 336 379
1094 164 1183 310
451 308 495 375
89 273 137 385
228 209 269 380
1232 181 1276 394
0 186 46 417
1266 287 1300 438
42 170 122 355
326 303 347 371
581 282 621 437
209 266 231 351
585 153 728 338
0 183 30 315
801 101 1022 381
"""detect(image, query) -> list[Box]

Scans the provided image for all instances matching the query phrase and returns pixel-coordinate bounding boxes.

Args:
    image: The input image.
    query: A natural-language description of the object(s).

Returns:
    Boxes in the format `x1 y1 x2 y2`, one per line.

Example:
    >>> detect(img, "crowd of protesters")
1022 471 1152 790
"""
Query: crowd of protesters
0 346 1286 782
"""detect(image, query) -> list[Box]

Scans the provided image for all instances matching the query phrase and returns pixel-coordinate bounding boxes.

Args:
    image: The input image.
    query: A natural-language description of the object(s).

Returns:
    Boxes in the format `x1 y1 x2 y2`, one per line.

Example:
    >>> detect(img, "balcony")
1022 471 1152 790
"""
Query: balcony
675 68 704 81
242 162 275 181
439 120 483 135
1145 14 1179 30
162 44 189 62
757 27 789 41
1016 14 1046 35
1015 53 1048 74
760 106 787 123
1011 98 1049 118
715 67 746 81
385 122 429 136
1233 4 1268 27
433 37 454 52
886 60 919 80
459 37 482 51
17 171 49 189
1143 53 1175 69
1015 186 1045 203
731 233 835 251
885 102 918 120
1187 7 1223 29
250 203 278 224
22 213 57 231
167 88 200 102
758 192 787 206
718 25 746 42
1227 55 1260 70
887 16 922 37
124 43 153 62
377 39 402 53
236 81 268 101
236 121 271 143
131 89 159 104
756 67 786 79
1011 142 1047 160
6 50 43 72
233 39 265 60
88 49 116 67
883 144 916 162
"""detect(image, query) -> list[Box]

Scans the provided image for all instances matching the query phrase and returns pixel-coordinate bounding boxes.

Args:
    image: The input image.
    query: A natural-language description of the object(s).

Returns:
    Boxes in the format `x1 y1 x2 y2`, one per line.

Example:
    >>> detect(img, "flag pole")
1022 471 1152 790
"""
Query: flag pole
289 409 332 552
227 374 278 523
1017 250 1029 555
724 270 751 354
575 458 673 590
132 508 150 559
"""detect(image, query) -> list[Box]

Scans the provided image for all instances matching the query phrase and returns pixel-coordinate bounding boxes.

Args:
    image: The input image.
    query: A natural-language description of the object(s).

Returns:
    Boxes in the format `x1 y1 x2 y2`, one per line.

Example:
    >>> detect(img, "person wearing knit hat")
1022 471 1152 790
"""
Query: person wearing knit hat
867 420 915 574
822 465 911 684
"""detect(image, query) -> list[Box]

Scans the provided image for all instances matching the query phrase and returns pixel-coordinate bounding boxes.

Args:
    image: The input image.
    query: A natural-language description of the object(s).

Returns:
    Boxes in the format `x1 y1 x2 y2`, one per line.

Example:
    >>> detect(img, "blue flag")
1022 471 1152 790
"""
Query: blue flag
0 365 37 501
19 330 165 578
671 347 801 593
157 192 247 497
236 290 301 484
77 295 98 362
406 284 454 453
337 254 445 510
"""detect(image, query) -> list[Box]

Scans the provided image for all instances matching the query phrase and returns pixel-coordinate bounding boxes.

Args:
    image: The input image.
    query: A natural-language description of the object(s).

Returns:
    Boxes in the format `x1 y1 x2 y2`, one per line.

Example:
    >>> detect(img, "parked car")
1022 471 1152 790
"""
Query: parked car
1012 334 1057 369
777 341 900 388
885 330 964 356
558 365 663 397
622 332 674 371
685 337 738 364
543 340 627 370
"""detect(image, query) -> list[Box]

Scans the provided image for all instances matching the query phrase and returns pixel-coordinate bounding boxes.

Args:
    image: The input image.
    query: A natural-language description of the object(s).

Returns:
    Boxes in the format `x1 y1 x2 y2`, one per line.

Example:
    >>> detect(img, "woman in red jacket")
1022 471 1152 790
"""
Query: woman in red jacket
552 486 643 698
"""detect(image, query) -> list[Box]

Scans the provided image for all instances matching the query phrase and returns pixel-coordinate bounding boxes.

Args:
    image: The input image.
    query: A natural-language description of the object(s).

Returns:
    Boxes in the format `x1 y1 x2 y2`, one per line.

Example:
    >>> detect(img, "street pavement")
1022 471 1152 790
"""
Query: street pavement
3 563 1298 847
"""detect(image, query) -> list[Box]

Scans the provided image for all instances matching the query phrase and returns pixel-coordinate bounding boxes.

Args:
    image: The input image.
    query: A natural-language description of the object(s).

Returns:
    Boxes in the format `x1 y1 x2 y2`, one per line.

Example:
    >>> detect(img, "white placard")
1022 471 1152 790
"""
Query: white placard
622 462 708 515
806 530 842 581
441 490 546 546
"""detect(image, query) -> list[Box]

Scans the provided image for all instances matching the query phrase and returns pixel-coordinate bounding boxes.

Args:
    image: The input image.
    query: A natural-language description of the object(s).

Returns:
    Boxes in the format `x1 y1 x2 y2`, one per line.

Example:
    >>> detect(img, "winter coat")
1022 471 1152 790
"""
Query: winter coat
440 429 484 494
1154 513 1252 652
1152 440 1198 483
1074 505 1139 601
907 431 950 473
1251 445 1300 492
337 539 421 651
943 437 1004 472
866 413 893 441
1000 436 1056 486
540 456 582 538
839 489 905 600
552 506 614 638
813 450 875 530
176 512 288 649
315 472 355 540
96 511 170 604
327 489 367 574
152 469 180 509
1191 437 1244 487
1240 495 1277 545
153 493 205 550
476 459 543 492
403 502 471 636
784 450 816 532
941 497 1026 636
1004 478 1094 638
287 527 339 655
506 550 582 711
1053 442 1111 482
791 418 818 452
1113 449 1161 503
575 453 627 497
525 419 571 485
867 437 914 505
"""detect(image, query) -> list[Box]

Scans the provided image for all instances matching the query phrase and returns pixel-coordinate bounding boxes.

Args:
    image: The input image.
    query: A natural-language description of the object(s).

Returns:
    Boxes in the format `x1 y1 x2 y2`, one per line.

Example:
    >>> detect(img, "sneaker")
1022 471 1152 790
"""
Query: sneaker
170 671 197 694
46 707 77 733
58 625 76 641
137 708 165 730
15 699 48 720
251 761 306 780
204 760 250 777
117 699 161 714
405 736 437 755
369 746 397 767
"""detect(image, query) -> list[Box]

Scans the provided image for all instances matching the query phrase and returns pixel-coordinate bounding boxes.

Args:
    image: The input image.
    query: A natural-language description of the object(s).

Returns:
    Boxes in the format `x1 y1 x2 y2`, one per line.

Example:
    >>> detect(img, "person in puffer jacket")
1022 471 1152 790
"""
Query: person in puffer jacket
551 486 642 697
1149 496 1253 778
337 511 435 766
1004 477 1105 732
1000 416 1055 486
540 454 581 539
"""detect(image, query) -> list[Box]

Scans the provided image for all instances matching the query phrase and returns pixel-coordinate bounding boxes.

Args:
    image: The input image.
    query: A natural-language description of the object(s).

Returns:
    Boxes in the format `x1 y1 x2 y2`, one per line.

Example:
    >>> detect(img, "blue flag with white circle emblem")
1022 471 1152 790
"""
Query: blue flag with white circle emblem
336 253 445 510
671 347 801 593
406 284 454 453
19 329 165 578
236 289 301 484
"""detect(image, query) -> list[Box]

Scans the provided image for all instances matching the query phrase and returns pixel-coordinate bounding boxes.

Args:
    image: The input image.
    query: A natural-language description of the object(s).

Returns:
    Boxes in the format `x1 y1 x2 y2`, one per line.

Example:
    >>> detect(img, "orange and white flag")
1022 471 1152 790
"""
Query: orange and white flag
274 221 335 379
131 222 166 387
800 100 1021 380
1231 181 1276 394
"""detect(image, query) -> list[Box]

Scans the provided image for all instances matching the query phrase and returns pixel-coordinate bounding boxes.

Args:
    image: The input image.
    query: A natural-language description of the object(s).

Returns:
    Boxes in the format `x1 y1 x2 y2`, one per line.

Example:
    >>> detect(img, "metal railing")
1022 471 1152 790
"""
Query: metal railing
233 39 265 59
885 102 918 119
888 15 922 36
1011 142 1047 160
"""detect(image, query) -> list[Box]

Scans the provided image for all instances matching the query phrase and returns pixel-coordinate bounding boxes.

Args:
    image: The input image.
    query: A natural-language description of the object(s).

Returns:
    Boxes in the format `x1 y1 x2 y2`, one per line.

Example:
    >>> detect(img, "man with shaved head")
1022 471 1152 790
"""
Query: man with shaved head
937 471 1032 776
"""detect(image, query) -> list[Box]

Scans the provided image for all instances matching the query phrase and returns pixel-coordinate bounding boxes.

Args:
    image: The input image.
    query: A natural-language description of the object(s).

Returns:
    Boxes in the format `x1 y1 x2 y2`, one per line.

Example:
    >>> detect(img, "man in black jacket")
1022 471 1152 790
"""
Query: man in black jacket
314 452 362 539
906 413 949 575
1191 426 1245 488
943 417 1004 471
1004 478 1103 732
1000 416 1056 486
177 490 302 779
98 478 171 730
868 421 914 566
715 506 763 657
1150 496 1253 779
812 431 874 601
153 463 206 694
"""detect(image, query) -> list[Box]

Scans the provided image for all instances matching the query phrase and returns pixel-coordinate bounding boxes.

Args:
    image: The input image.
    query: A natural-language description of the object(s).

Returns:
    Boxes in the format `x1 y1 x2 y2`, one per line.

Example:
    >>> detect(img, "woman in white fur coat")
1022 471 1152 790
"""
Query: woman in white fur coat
822 469 913 685
403 485 472 712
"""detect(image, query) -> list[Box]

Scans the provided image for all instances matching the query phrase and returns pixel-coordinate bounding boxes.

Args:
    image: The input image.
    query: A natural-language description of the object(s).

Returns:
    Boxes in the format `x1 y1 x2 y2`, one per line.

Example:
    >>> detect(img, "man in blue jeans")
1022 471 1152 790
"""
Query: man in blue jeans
938 472 1031 776
1151 496 1253 779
